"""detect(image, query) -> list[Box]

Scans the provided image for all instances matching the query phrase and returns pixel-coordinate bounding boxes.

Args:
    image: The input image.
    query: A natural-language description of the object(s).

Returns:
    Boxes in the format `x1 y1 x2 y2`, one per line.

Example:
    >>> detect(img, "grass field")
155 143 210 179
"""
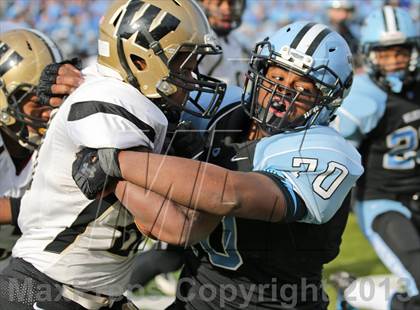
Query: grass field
132 213 390 309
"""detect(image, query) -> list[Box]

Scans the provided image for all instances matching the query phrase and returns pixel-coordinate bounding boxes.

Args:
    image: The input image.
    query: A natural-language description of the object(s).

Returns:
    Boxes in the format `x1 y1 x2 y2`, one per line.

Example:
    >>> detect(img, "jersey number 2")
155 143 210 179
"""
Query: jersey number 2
383 126 420 170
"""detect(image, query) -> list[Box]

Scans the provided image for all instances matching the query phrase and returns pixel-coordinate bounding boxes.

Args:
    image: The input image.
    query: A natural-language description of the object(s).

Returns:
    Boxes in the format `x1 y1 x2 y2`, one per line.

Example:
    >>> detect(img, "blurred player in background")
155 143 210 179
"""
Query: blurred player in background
0 0 227 309
77 21 363 309
332 5 420 310
0 28 64 271
325 0 361 68
198 0 249 86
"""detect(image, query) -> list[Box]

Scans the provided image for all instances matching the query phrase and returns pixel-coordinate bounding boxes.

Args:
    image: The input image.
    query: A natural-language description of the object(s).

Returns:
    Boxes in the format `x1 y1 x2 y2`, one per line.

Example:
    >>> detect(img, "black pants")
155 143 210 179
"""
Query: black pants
372 211 420 310
129 243 184 287
0 257 135 310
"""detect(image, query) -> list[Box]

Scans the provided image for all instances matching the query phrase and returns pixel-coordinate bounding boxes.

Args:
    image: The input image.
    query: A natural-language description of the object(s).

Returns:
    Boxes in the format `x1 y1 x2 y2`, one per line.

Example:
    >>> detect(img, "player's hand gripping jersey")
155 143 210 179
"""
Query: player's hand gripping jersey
12 64 167 296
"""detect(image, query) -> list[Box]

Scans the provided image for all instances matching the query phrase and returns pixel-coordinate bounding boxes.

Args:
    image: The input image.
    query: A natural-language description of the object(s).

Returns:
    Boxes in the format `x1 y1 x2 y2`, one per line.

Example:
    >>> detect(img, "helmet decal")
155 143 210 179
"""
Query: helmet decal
115 0 181 50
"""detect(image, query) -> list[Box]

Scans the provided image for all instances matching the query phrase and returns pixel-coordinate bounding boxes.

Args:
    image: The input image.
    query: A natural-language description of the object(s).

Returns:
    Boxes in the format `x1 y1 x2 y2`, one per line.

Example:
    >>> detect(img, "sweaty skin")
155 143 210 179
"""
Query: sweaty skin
115 180 221 246
112 150 286 246
0 198 12 225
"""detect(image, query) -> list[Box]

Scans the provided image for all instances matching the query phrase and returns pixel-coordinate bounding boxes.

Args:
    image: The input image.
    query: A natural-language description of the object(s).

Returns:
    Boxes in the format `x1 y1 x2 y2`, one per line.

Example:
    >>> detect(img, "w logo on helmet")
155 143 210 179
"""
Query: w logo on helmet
114 0 181 49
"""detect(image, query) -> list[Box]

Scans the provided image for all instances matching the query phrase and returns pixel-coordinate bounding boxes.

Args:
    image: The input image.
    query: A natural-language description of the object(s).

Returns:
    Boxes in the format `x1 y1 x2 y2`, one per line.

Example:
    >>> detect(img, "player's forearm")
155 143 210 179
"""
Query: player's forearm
118 151 286 222
119 151 238 216
228 172 287 222
0 197 12 225
115 181 221 246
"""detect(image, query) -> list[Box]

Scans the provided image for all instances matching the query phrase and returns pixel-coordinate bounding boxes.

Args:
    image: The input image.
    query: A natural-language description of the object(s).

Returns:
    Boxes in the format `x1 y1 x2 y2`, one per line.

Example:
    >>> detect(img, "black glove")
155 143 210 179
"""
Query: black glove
36 57 82 106
72 148 122 200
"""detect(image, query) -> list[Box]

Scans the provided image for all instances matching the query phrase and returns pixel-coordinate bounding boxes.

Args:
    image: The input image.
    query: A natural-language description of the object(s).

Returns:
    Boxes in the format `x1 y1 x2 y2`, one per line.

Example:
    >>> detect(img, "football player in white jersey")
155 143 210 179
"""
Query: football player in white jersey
0 0 226 309
128 0 249 294
0 29 63 272
73 22 364 309
198 0 249 86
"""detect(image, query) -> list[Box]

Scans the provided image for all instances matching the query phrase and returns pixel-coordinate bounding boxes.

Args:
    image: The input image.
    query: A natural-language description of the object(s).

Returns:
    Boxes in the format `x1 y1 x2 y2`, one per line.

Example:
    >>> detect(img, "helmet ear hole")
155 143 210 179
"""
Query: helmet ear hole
130 54 147 71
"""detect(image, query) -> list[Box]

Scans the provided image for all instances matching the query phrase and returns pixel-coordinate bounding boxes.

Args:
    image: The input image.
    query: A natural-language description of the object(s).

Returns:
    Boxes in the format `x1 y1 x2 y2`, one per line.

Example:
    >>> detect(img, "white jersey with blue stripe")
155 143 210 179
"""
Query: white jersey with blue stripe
253 126 364 224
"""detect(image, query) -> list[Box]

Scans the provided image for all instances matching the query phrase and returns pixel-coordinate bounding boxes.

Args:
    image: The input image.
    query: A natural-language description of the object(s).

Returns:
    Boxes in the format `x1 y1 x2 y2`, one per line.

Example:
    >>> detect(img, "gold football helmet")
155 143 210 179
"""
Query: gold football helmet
0 29 62 149
98 0 226 119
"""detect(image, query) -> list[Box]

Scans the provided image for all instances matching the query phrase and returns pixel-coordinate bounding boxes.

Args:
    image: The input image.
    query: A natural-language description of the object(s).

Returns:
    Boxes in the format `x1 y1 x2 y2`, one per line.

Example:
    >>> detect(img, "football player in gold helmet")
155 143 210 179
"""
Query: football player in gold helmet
0 1 226 309
0 29 63 152
0 28 63 273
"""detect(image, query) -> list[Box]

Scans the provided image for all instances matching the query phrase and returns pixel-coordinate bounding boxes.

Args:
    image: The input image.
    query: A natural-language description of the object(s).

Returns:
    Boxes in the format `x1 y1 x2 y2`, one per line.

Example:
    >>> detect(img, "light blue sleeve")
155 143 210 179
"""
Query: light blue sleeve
253 127 364 224
331 74 387 147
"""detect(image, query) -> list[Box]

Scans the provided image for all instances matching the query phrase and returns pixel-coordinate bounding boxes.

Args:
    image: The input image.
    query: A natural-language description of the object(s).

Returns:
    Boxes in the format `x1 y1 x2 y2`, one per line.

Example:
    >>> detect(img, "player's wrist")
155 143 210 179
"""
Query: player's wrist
0 197 13 225
97 148 122 180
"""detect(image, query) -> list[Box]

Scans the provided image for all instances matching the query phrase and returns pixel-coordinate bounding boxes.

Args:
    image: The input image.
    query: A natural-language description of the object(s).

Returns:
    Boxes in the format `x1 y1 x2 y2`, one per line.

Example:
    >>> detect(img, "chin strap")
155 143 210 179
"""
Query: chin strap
385 71 405 93
0 123 38 151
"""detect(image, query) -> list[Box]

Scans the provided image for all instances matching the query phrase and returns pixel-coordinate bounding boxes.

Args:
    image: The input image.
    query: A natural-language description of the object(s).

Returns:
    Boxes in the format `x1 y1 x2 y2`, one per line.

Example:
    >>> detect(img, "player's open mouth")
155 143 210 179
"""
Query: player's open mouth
269 98 289 117
219 18 233 28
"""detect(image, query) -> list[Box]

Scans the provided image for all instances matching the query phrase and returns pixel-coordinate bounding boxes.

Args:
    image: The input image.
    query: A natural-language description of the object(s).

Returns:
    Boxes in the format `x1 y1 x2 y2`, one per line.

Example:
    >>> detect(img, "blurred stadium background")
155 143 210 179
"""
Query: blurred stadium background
1 0 418 309
1 0 419 63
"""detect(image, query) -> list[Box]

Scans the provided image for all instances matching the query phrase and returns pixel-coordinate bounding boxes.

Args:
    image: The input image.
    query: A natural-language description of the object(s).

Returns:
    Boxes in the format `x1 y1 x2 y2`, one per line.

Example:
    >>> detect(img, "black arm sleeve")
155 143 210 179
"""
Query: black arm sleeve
10 197 21 227
255 171 307 223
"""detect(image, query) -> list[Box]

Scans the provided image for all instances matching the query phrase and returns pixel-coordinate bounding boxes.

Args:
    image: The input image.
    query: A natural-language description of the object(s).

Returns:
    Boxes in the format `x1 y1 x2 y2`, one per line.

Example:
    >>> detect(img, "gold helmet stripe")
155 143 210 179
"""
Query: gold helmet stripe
0 48 23 77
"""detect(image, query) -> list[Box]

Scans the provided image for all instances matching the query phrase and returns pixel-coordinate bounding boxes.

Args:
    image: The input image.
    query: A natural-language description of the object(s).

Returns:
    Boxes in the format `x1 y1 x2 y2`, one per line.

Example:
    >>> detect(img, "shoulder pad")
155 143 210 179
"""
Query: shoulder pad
352 74 387 99
253 127 363 224
335 74 387 137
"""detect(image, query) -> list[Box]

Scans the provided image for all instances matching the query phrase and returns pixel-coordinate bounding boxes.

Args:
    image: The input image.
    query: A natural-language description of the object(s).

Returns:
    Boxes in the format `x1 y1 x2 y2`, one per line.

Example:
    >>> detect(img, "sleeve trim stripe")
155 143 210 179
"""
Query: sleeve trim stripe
0 145 4 155
10 197 21 227
255 171 307 222
68 101 156 144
